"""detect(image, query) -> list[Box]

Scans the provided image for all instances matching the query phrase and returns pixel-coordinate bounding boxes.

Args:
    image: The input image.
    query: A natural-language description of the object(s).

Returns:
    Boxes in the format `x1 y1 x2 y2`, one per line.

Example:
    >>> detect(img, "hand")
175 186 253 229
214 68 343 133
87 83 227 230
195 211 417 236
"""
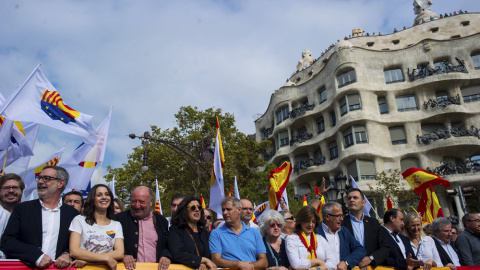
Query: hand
204 258 217 270
423 259 436 270
319 177 331 196
105 256 118 270
237 261 254 270
37 254 53 269
70 259 87 269
158 256 171 270
446 263 457 270
199 263 207 270
54 253 71 269
337 261 348 270
280 200 288 210
123 255 136 270
406 254 423 268
358 256 372 267
310 258 325 266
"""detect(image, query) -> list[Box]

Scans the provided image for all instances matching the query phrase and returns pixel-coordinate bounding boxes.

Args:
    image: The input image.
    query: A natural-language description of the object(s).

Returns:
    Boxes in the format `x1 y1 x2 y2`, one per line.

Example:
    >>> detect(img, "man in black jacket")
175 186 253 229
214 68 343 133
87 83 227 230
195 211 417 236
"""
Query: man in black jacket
431 217 460 269
0 166 79 268
116 186 171 270
342 188 390 269
382 209 423 270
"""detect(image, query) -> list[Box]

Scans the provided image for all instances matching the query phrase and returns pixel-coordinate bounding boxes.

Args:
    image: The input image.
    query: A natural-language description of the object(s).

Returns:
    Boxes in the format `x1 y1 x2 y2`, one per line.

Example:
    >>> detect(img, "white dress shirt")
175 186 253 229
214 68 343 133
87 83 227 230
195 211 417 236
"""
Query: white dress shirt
383 226 406 259
321 222 341 264
285 233 337 270
35 199 62 266
433 236 461 266
0 205 11 259
410 236 443 267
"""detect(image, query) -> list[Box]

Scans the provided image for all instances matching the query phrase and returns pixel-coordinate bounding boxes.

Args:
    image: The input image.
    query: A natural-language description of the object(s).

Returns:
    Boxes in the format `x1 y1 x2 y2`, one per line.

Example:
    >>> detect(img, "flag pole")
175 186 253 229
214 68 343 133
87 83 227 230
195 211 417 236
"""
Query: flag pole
2 149 8 172
97 161 103 184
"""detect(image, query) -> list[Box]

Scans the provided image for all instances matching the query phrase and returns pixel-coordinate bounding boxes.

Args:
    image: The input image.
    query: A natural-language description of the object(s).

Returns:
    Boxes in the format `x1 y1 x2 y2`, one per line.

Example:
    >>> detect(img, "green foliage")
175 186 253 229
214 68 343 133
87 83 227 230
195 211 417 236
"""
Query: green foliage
105 106 272 217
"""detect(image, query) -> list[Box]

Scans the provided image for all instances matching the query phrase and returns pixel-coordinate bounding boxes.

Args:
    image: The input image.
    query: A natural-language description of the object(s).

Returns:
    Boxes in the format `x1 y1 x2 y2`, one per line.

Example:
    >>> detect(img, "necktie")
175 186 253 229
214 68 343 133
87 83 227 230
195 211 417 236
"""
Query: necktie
391 232 400 243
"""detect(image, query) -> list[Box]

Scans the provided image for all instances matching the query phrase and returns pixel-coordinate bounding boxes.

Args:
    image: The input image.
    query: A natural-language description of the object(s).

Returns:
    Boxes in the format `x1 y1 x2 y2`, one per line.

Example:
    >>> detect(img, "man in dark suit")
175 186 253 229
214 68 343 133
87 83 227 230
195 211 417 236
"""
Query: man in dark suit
317 201 366 270
116 186 171 270
431 217 460 269
342 188 390 269
0 166 79 268
382 208 422 269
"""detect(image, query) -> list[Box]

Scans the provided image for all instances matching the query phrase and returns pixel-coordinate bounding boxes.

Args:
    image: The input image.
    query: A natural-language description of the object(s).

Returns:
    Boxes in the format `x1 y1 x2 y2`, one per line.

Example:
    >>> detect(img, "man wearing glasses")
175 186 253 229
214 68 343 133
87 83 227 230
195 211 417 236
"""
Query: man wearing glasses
455 213 480 266
0 166 79 269
316 201 366 270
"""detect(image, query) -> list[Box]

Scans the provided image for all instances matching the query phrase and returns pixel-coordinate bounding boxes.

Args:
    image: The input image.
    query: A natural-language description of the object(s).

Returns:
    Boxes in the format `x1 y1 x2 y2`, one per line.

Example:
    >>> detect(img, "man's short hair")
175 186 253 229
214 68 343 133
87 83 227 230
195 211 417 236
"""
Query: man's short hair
0 173 25 191
221 196 242 208
432 217 451 234
384 208 400 224
63 191 84 208
322 201 342 220
170 193 186 204
43 166 69 192
462 213 479 226
347 188 365 200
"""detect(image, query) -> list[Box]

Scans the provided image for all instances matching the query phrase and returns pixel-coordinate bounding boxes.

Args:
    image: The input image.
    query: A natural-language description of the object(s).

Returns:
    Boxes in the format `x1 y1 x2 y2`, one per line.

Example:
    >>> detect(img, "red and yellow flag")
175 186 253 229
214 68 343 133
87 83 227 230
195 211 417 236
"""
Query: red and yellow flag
417 187 444 224
402 167 450 195
228 186 232 196
154 179 162 215
386 196 393 211
268 161 292 209
209 115 225 217
303 195 308 206
200 194 207 209
315 186 326 221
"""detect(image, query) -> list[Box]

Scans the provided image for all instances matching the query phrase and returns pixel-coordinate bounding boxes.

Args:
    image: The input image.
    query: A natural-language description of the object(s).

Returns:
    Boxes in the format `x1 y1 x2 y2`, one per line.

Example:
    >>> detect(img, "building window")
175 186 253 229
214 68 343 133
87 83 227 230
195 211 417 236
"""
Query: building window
278 130 289 148
330 111 336 127
319 88 327 104
355 126 368 144
343 128 354 148
384 68 404 84
389 126 407 145
378 96 388 114
461 85 480 103
421 123 445 136
317 117 325 134
339 94 361 117
436 91 449 102
276 106 289 125
278 157 290 168
348 160 376 181
472 54 480 70
328 141 338 160
340 97 348 116
337 69 357 88
396 95 418 112
401 157 420 172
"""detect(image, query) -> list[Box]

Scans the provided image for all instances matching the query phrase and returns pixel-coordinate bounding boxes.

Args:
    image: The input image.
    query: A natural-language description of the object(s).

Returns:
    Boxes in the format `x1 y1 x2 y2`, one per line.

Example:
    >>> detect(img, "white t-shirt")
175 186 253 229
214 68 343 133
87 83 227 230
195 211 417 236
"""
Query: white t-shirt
69 215 124 253
0 205 10 259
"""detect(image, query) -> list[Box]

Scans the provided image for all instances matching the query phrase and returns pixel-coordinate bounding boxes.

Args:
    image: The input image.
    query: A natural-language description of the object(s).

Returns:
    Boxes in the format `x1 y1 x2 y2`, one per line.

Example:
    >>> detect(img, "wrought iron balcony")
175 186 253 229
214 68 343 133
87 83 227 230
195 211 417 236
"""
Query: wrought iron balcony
427 157 480 176
289 102 315 119
417 125 480 145
408 58 468 82
423 94 461 109
293 155 326 173
262 125 274 139
290 131 313 146
263 150 276 161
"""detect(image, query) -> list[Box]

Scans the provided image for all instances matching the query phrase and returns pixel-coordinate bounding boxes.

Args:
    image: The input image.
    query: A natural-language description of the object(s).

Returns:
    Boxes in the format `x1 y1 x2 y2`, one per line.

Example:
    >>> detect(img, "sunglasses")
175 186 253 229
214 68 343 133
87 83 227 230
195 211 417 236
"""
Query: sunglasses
284 216 294 221
269 223 282 228
205 215 212 220
189 205 202 211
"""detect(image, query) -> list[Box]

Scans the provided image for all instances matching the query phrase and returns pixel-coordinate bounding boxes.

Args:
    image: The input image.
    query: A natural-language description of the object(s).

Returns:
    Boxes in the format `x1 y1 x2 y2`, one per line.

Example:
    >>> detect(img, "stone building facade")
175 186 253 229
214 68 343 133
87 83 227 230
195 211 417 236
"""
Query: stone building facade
254 10 480 219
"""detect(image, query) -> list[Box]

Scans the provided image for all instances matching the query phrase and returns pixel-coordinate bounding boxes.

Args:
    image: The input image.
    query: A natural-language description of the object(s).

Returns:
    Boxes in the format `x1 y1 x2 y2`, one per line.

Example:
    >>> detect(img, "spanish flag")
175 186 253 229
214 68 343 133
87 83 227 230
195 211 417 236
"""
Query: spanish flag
386 196 393 211
200 194 207 209
402 167 450 195
417 186 444 224
315 186 326 221
303 195 308 206
268 161 292 209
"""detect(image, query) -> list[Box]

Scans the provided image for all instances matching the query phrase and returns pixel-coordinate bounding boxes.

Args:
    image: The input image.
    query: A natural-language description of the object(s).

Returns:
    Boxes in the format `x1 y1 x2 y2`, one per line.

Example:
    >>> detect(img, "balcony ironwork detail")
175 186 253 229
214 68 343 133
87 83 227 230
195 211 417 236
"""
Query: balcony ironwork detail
427 157 480 176
263 150 276 161
408 58 468 82
417 125 480 145
290 131 313 146
289 102 315 119
293 155 326 173
262 125 274 139
423 94 461 109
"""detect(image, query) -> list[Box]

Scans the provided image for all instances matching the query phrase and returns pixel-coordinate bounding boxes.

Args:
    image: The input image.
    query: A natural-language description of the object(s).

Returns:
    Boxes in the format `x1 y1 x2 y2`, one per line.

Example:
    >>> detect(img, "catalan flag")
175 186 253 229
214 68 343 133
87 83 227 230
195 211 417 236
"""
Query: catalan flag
268 161 292 209
402 167 450 195
155 179 163 215
0 65 98 145
209 115 225 218
253 201 269 221
23 143 66 198
417 187 444 224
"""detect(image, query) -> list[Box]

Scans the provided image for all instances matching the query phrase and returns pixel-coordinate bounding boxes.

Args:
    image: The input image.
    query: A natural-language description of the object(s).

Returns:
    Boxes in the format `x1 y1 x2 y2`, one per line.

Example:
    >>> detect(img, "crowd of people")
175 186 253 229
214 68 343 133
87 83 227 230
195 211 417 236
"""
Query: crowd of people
0 166 479 270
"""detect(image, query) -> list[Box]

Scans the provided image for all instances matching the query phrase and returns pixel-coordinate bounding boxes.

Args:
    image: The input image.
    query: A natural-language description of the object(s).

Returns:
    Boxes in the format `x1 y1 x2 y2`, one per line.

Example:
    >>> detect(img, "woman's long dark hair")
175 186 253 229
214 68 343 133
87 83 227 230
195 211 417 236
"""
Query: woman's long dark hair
83 184 115 226
171 196 206 229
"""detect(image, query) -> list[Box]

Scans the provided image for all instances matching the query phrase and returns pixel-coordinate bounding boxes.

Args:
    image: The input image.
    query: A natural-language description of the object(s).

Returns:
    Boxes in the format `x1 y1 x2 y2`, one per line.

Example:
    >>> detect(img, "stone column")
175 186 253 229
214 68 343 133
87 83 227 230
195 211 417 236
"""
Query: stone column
453 195 465 221
437 191 451 217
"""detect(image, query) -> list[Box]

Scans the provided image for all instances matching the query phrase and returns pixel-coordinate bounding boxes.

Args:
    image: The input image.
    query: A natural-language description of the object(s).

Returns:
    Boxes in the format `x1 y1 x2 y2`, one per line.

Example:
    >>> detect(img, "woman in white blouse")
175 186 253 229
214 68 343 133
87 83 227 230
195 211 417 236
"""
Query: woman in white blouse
404 212 443 270
286 206 336 270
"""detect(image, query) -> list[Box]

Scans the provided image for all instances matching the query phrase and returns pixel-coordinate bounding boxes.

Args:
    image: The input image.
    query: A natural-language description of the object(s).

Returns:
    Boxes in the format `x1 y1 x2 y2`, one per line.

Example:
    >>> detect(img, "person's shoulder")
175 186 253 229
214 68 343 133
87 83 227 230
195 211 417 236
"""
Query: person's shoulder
115 210 130 220
72 214 86 222
153 212 168 222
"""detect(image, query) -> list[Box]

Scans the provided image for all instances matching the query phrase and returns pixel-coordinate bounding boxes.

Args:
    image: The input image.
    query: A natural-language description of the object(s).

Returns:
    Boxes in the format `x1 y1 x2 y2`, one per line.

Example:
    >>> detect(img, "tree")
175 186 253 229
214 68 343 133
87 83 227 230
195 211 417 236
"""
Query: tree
105 106 273 216
368 169 420 214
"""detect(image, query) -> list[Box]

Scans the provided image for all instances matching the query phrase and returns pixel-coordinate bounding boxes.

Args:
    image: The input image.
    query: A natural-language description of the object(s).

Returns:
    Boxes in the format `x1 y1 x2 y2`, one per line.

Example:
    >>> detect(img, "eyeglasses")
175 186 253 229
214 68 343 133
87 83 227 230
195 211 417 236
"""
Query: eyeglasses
188 205 202 211
327 214 343 219
1 186 21 191
466 219 480 223
269 223 282 228
205 215 211 220
242 207 254 211
35 175 61 183
284 216 295 221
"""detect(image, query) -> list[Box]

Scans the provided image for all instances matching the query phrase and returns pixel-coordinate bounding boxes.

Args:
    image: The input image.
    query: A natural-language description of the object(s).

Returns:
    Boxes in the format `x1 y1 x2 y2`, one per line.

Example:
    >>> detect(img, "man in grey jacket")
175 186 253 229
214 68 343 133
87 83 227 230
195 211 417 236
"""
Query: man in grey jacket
455 213 480 266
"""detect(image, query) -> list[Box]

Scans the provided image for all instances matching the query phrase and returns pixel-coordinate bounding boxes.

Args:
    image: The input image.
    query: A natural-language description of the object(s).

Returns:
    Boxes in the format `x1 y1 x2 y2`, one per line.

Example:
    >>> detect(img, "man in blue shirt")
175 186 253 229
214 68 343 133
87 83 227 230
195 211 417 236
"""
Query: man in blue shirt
209 197 267 270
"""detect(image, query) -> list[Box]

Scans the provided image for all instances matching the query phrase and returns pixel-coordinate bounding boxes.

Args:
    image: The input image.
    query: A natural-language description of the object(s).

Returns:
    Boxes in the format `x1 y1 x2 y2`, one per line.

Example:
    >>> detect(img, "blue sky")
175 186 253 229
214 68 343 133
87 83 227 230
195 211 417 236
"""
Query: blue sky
0 0 477 186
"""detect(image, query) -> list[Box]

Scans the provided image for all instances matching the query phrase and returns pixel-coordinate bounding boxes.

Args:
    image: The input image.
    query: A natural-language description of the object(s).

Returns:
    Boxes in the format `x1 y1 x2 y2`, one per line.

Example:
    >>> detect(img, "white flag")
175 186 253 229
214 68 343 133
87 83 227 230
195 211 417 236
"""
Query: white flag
350 175 372 217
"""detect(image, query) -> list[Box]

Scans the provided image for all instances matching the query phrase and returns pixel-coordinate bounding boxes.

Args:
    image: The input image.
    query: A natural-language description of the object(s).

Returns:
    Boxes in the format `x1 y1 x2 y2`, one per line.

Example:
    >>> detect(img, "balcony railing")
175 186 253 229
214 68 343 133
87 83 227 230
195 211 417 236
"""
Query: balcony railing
418 125 480 145
407 58 468 82
263 150 276 161
290 102 315 119
423 94 461 109
261 126 274 139
293 156 326 173
290 131 313 146
428 158 480 176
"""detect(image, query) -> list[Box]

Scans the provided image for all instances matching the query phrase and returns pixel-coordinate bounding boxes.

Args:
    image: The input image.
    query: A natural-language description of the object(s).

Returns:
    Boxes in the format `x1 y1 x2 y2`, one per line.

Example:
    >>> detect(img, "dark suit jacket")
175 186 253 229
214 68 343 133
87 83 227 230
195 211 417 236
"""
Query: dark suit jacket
167 225 210 267
0 199 79 266
343 214 390 266
382 227 417 269
316 224 366 267
115 210 171 262
432 236 456 266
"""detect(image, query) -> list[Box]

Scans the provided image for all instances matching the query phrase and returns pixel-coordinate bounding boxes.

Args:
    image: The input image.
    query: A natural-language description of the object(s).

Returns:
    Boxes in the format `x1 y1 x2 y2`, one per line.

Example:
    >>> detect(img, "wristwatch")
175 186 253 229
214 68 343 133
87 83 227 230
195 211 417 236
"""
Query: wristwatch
369 255 375 262
344 261 349 268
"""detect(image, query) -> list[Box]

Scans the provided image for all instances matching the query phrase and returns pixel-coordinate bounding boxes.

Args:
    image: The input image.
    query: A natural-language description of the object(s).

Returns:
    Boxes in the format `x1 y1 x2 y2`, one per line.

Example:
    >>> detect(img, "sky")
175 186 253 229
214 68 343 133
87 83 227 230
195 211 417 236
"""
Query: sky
0 0 477 187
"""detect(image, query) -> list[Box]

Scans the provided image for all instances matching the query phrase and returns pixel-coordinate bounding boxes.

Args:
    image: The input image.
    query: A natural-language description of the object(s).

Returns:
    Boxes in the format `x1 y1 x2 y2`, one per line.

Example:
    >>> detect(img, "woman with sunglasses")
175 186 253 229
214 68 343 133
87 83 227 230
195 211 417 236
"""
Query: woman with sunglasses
167 196 216 270
69 184 124 270
259 210 290 270
286 206 335 270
